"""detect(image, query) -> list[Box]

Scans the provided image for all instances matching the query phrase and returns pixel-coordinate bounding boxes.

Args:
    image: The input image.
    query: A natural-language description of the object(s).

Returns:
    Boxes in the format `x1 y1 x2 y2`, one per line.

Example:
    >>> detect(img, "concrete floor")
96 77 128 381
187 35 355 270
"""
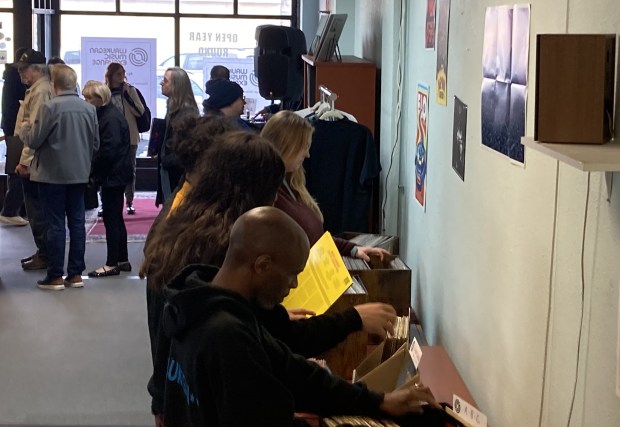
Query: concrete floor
0 223 152 426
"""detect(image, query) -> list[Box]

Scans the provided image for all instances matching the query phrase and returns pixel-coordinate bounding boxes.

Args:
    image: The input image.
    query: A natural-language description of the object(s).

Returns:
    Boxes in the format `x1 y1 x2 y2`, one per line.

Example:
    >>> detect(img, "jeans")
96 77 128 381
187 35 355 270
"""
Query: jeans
22 178 48 260
0 173 25 217
101 185 128 266
39 183 86 279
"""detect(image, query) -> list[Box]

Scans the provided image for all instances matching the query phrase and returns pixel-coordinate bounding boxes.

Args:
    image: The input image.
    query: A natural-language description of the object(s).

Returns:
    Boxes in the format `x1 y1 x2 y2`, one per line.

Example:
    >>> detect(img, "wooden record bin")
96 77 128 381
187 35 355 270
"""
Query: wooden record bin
319 291 369 380
347 255 412 317
302 54 377 135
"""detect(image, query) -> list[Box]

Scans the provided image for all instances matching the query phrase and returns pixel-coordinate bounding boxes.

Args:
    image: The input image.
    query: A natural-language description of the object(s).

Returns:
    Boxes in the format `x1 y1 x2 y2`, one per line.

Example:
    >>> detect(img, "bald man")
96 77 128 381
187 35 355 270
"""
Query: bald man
160 206 438 427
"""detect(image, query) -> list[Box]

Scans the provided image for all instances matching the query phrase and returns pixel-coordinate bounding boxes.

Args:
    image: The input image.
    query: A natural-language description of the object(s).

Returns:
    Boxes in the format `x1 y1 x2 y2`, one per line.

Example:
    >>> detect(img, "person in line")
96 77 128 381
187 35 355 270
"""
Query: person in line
0 47 28 227
82 80 133 277
156 67 199 206
142 129 285 423
161 206 439 426
14 49 55 271
261 110 389 261
105 62 145 215
22 64 99 290
202 78 253 130
204 64 229 93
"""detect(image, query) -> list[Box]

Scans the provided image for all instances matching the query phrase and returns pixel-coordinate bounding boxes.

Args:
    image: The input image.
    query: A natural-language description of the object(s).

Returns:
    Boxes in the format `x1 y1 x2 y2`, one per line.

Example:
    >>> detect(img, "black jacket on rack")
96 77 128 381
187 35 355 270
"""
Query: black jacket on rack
304 117 381 235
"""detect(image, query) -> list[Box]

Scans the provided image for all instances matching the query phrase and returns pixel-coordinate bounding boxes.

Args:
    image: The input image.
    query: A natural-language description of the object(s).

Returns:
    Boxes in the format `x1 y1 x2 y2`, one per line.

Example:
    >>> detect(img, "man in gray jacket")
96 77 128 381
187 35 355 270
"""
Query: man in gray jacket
22 64 100 290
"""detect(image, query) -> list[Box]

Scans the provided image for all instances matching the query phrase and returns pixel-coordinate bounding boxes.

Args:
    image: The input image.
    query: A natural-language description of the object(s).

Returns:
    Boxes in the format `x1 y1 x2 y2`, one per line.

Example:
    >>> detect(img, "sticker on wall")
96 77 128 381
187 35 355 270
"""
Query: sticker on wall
452 96 467 181
425 0 436 50
435 0 451 106
415 83 430 209
481 4 530 164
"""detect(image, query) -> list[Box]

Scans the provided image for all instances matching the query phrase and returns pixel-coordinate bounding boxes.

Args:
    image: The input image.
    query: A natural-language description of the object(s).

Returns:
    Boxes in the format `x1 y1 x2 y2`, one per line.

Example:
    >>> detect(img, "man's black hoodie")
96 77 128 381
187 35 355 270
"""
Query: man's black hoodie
161 265 384 427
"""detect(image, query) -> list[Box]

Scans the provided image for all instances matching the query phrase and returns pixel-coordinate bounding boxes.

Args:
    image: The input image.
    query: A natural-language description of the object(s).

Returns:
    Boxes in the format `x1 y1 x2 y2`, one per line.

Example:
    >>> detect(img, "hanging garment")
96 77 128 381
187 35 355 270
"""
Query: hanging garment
304 118 381 235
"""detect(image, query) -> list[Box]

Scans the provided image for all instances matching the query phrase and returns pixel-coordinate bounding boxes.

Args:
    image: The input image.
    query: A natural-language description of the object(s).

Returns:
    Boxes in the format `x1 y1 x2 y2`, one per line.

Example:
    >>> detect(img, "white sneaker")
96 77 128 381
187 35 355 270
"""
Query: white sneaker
0 215 29 226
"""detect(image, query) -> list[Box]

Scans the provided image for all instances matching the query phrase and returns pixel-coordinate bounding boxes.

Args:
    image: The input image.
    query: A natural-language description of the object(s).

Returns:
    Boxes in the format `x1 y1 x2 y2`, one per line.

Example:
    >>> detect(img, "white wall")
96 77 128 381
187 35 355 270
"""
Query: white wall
353 0 620 426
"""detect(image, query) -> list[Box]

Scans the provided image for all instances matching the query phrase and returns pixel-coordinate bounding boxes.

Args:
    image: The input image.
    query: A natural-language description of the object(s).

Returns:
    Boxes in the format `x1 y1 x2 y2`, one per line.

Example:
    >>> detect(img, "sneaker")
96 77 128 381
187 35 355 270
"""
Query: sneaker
0 215 29 226
37 277 65 291
126 204 136 215
64 275 84 288
22 255 48 270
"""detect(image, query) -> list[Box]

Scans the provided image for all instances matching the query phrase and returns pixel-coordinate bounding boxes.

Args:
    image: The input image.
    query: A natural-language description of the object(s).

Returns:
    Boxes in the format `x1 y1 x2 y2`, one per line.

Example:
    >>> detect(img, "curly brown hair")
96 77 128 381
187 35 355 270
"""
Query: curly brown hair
141 130 285 290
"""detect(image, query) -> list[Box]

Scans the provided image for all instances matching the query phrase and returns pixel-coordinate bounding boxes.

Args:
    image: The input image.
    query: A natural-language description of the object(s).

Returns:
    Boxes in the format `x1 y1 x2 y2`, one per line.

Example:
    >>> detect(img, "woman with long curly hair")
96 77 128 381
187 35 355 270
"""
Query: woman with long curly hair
141 129 285 422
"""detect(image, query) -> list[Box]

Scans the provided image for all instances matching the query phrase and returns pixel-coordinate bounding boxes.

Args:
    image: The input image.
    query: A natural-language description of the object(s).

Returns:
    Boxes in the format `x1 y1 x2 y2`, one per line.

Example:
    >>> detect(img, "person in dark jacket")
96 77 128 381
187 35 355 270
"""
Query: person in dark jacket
0 47 28 226
82 80 132 277
161 206 439 426
156 67 199 206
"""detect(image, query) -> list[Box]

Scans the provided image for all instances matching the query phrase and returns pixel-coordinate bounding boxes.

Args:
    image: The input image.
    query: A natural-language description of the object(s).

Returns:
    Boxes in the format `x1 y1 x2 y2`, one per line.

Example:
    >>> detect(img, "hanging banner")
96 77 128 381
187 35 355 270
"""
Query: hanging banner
415 83 430 209
81 37 157 124
435 0 451 106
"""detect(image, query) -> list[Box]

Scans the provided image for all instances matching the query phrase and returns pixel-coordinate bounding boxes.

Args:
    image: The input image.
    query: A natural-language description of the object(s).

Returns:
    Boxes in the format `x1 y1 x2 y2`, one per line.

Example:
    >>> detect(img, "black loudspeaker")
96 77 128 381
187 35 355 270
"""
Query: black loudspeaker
255 25 307 100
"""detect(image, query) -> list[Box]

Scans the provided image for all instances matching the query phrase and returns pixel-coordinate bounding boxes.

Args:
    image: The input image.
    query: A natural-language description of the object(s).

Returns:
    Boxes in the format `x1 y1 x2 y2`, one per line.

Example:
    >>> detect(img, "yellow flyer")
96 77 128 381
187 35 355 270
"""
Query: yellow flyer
282 231 353 315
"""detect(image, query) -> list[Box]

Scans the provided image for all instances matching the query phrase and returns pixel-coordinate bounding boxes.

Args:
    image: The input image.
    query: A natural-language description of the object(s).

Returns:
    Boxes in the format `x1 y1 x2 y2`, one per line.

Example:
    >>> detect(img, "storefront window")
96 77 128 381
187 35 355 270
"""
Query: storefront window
179 0 233 14
121 0 174 13
60 0 115 12
238 0 292 16
180 17 290 116
0 0 12 7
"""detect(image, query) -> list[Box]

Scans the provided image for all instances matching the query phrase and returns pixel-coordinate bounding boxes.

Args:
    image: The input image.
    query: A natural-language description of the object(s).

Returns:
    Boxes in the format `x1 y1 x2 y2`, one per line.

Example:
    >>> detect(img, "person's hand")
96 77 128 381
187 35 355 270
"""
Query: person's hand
15 163 29 177
355 246 390 262
379 380 440 416
354 303 397 336
154 413 164 427
287 308 316 320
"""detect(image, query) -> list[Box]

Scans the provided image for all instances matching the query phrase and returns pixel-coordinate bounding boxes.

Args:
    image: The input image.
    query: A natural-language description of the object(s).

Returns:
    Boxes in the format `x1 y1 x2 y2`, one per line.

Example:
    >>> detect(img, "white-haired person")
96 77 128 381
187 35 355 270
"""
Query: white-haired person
82 80 133 277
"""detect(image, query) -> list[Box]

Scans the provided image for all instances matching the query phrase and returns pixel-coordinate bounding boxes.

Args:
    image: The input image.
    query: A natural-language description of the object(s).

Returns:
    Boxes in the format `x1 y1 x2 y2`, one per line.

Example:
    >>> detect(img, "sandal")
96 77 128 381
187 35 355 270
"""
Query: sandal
87 265 121 277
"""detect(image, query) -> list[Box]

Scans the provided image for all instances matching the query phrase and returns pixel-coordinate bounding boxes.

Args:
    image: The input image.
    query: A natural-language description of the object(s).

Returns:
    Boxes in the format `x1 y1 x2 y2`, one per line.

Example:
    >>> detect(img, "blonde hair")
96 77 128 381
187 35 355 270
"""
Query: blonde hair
82 80 111 106
50 64 77 91
261 110 323 222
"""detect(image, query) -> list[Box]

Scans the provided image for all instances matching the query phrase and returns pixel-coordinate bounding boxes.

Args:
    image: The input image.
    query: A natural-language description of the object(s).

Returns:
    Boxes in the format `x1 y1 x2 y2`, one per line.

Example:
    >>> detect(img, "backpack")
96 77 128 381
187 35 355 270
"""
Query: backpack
126 87 152 133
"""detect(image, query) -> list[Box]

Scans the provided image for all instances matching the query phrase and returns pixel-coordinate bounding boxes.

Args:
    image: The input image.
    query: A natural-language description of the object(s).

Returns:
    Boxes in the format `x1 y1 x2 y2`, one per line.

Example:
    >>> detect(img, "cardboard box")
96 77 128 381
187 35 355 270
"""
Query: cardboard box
535 34 616 144
352 341 417 393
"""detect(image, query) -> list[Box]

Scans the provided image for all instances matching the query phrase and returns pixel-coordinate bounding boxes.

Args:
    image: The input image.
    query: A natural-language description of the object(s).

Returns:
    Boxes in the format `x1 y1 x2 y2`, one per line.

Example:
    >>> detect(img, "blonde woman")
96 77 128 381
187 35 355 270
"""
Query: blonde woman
261 110 389 261
82 80 132 277
105 62 145 214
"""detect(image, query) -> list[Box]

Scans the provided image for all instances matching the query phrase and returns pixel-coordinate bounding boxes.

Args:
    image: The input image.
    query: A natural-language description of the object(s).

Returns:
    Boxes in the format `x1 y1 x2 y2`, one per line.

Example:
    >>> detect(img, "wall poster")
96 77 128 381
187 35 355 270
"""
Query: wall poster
481 5 530 164
452 96 468 181
435 0 451 106
415 83 430 208
425 0 436 50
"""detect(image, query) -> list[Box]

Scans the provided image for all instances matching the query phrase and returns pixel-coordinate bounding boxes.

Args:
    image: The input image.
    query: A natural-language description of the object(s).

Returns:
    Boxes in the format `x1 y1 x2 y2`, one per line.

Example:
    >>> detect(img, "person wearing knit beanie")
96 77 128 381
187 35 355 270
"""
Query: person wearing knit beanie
203 79 245 118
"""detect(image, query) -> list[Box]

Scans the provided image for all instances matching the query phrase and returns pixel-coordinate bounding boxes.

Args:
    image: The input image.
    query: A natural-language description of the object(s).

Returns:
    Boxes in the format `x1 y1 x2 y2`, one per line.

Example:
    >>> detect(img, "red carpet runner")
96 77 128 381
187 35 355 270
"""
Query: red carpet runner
87 197 161 243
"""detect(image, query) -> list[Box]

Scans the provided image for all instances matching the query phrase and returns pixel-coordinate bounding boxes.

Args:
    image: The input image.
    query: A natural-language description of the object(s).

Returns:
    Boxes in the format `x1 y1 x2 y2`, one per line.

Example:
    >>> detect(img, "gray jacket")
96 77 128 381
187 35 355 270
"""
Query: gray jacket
26 91 100 184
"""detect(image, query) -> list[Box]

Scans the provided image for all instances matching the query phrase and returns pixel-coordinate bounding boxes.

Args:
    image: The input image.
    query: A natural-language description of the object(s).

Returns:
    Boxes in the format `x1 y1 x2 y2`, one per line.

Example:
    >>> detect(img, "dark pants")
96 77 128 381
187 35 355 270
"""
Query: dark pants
101 185 128 266
22 177 48 260
125 145 138 205
0 173 25 217
39 183 86 279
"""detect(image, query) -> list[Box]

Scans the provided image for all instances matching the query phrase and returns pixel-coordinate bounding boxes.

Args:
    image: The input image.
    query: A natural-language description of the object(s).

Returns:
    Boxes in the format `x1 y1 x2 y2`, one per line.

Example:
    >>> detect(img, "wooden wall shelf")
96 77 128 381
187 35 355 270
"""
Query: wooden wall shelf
521 137 620 172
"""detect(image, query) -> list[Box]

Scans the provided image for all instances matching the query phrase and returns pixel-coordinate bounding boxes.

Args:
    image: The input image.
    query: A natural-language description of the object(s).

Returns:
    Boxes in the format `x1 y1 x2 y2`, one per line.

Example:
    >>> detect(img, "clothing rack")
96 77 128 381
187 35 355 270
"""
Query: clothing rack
319 85 338 112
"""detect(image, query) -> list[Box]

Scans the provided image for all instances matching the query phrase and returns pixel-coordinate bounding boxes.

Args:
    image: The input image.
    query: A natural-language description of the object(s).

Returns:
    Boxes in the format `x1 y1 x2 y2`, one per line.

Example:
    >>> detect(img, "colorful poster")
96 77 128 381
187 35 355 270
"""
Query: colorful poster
425 0 436 50
435 0 451 106
415 83 430 208
452 96 468 181
481 5 530 163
